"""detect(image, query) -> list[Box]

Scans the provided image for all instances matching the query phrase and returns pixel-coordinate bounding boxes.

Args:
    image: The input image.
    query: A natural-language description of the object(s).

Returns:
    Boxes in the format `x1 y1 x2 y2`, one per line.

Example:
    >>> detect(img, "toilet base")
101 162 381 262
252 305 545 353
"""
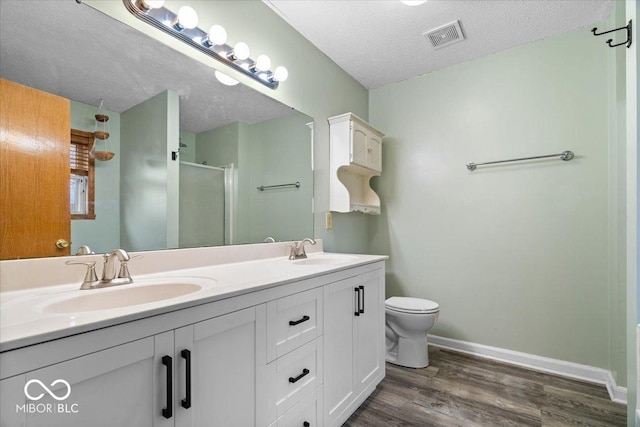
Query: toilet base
386 336 429 368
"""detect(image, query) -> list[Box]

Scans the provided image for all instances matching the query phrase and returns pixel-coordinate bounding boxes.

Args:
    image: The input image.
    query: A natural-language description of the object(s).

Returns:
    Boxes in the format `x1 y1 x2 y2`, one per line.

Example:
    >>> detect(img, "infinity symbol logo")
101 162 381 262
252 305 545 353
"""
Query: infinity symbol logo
24 379 71 401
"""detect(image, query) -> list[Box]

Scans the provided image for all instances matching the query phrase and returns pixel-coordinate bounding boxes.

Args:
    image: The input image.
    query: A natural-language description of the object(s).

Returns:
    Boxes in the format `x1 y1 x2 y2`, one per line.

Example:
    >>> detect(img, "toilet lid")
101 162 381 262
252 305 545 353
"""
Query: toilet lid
385 297 439 313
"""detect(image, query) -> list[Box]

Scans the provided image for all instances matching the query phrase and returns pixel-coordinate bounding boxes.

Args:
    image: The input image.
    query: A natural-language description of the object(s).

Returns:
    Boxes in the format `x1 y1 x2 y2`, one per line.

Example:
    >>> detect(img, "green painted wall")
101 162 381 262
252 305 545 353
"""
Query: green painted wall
195 114 313 244
369 27 619 375
120 90 179 251
85 0 370 253
247 113 313 243
70 100 120 254
179 130 196 163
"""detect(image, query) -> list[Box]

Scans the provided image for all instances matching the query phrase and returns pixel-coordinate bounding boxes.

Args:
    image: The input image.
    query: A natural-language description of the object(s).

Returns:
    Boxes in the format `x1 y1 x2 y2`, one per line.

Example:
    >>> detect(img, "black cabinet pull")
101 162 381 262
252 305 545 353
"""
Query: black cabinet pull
359 285 365 314
162 355 173 419
303 422 310 427
289 315 310 326
181 349 191 409
354 287 360 316
289 368 310 384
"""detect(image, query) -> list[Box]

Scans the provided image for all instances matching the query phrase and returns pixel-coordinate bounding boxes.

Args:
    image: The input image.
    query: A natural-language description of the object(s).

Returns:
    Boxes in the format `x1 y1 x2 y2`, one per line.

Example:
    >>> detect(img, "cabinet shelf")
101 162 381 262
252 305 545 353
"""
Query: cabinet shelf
329 113 384 215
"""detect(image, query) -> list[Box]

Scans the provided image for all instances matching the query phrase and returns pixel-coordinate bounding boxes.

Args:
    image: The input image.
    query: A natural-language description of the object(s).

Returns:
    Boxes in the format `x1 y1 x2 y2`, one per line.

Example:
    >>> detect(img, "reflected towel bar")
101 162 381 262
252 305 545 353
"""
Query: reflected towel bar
257 181 300 191
466 151 574 171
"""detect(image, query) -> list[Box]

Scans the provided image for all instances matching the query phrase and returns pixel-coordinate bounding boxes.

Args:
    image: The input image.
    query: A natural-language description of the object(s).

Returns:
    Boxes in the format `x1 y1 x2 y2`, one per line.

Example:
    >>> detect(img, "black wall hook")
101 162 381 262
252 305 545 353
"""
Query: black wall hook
592 19 632 48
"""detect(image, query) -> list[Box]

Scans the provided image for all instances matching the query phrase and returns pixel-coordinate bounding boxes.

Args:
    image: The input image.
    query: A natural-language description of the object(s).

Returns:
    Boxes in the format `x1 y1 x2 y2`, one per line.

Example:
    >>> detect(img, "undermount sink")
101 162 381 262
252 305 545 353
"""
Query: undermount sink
292 255 357 266
41 282 205 314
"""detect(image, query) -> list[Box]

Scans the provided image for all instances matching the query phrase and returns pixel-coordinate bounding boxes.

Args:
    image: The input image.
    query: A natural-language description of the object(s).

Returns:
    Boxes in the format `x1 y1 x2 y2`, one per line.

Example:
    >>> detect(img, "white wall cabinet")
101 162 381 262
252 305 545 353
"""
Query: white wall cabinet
323 269 385 427
0 261 385 427
329 113 385 214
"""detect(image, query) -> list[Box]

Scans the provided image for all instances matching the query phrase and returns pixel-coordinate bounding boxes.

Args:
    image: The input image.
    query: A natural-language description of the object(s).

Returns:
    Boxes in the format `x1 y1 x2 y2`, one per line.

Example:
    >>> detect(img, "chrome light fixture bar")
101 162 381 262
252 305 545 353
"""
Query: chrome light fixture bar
123 0 288 89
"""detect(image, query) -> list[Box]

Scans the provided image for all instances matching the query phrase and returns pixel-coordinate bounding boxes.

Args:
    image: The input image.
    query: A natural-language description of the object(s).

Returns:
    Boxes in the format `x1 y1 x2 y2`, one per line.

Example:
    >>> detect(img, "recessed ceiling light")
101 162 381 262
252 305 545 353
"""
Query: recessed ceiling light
400 0 427 6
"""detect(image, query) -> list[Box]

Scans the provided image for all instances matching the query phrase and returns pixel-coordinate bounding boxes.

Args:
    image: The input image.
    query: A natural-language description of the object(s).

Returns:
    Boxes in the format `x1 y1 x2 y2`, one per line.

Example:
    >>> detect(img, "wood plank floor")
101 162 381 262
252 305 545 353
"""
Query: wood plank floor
344 346 626 427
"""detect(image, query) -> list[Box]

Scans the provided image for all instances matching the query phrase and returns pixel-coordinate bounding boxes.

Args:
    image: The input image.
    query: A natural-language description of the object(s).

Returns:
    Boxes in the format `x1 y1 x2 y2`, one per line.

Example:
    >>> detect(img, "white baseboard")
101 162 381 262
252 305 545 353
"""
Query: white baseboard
428 334 627 405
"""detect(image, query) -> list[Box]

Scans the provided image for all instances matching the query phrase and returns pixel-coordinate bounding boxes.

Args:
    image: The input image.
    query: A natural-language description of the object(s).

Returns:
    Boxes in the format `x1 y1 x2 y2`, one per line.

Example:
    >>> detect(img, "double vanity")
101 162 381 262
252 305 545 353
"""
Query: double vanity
0 242 386 427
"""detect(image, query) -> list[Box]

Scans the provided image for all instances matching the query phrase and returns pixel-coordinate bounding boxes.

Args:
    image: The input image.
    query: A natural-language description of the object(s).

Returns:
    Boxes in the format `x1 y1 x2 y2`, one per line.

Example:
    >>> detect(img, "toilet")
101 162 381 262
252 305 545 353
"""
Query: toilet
385 296 440 368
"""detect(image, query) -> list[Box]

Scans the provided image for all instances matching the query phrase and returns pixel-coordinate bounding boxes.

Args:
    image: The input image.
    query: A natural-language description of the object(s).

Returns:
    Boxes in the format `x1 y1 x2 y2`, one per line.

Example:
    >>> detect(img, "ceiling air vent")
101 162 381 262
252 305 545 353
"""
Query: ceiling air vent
424 20 465 49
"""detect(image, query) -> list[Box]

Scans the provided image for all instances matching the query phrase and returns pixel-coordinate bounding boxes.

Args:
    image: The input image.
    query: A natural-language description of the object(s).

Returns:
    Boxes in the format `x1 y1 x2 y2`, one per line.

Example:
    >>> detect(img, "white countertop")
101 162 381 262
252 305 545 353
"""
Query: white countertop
0 252 386 352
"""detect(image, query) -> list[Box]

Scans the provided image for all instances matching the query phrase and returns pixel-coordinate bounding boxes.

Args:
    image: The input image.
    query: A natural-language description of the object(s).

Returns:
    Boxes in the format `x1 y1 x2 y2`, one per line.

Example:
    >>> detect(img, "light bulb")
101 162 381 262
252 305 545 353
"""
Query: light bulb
255 55 271 72
215 71 239 86
400 0 427 5
273 66 288 82
173 6 198 31
208 25 227 45
233 42 250 60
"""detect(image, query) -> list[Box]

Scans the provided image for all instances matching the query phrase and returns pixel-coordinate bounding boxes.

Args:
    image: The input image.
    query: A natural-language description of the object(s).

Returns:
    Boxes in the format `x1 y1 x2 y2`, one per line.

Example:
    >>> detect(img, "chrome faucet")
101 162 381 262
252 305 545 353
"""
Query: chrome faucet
102 249 132 283
289 238 317 260
66 248 136 290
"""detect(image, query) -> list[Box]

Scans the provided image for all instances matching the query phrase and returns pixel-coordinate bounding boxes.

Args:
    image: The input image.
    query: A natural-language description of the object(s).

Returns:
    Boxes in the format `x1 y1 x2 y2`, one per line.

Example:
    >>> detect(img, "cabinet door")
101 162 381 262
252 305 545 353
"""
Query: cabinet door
1 375 26 427
21 337 161 427
323 276 358 426
187 307 257 427
350 121 368 168
366 132 382 172
354 271 384 394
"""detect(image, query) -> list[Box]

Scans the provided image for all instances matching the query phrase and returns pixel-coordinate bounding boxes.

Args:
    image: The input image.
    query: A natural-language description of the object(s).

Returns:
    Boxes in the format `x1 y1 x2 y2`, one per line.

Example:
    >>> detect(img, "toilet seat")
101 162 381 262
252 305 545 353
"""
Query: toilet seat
385 297 439 314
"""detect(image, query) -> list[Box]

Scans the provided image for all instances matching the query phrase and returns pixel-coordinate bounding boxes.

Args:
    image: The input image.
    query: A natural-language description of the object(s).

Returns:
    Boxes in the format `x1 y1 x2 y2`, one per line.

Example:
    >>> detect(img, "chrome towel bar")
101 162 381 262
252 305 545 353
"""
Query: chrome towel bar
466 151 574 171
257 181 300 191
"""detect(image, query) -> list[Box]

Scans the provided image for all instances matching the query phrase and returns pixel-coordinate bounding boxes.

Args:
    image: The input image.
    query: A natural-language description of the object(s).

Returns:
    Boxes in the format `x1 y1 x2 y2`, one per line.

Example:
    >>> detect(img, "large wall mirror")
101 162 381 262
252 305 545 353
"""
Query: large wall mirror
0 0 313 260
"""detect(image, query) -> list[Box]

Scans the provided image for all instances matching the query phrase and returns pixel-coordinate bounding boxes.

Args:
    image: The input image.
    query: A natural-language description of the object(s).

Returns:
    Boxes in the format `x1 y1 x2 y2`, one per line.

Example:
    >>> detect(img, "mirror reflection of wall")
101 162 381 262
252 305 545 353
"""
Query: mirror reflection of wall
0 0 314 260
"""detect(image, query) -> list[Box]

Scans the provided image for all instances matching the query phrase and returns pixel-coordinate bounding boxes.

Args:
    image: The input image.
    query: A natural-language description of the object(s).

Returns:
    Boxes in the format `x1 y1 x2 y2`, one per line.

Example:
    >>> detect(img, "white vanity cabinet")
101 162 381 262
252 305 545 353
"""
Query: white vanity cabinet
175 306 263 427
7 337 160 427
323 269 385 427
329 113 385 215
1 307 263 427
0 259 386 427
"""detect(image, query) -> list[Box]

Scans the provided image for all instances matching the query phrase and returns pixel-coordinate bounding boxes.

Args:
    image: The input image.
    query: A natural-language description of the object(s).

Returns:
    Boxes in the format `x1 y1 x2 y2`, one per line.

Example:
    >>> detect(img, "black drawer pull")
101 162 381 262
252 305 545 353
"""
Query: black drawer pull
289 368 310 384
303 422 310 427
181 349 191 409
162 355 173 419
354 287 360 316
359 285 365 314
289 315 310 326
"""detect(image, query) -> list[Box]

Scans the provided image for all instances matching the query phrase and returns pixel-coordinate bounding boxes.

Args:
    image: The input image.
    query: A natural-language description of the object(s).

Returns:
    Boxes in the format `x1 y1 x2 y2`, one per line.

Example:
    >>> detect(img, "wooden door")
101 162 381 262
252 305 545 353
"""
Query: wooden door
0 78 70 259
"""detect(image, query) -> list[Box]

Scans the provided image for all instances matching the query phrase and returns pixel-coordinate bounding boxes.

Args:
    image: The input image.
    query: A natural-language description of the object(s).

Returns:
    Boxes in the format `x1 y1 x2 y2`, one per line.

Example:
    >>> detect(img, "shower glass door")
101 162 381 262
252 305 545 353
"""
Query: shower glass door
179 162 228 248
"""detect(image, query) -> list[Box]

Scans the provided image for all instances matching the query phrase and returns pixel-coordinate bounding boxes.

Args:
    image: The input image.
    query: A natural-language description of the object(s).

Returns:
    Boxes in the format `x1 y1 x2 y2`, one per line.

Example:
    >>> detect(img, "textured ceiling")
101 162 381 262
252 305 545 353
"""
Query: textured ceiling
265 0 614 89
0 1 294 134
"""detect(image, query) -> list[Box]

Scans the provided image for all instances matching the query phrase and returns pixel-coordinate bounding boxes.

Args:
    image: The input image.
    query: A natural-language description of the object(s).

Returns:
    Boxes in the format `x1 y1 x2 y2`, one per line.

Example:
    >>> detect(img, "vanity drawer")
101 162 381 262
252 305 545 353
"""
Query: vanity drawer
270 337 323 418
269 385 323 427
267 288 323 362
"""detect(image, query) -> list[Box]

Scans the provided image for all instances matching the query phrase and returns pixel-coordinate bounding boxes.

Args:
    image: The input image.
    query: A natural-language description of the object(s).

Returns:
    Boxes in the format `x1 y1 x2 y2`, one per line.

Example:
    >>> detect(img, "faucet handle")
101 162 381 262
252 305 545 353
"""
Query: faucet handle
65 260 99 287
118 255 141 280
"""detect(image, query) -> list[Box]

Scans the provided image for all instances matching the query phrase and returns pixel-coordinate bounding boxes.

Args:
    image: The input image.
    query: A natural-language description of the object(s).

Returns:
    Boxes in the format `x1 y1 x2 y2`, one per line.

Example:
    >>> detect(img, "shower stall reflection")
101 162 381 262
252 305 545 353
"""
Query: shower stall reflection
179 162 234 248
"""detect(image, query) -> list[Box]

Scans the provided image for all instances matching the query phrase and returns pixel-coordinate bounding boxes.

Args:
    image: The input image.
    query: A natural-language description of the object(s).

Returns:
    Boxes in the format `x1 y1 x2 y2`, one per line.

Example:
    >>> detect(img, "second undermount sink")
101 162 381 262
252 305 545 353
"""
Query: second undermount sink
40 280 208 314
292 255 357 266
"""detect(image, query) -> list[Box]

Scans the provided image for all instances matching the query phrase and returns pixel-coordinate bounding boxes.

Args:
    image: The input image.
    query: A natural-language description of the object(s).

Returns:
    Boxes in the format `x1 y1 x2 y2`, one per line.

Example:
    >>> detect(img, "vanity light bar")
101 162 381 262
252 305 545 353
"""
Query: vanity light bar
123 0 287 90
